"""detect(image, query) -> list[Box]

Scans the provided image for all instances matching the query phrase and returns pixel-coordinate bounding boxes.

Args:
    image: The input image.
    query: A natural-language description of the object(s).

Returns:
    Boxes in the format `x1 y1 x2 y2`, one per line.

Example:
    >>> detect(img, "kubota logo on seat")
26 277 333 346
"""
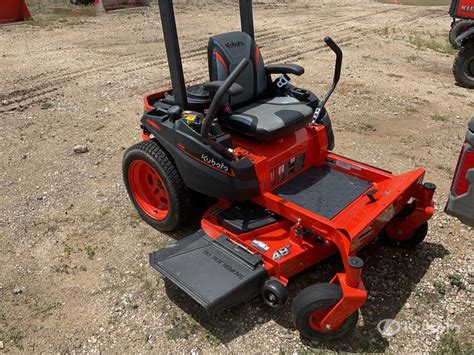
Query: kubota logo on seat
225 40 245 49
201 154 230 173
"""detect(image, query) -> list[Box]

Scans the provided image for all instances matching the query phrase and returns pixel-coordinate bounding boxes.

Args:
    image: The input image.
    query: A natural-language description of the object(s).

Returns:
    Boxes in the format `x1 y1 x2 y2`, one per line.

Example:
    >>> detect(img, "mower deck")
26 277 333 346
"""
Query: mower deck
149 152 434 315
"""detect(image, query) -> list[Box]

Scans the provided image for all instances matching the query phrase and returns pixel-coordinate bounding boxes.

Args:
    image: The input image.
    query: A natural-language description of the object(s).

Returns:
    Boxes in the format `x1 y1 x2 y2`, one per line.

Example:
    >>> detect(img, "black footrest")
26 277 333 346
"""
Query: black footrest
149 230 267 313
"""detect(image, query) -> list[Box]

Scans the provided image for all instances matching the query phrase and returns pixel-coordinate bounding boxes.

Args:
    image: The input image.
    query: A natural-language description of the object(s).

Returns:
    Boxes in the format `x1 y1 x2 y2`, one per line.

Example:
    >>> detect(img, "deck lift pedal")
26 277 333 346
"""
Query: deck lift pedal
122 0 436 340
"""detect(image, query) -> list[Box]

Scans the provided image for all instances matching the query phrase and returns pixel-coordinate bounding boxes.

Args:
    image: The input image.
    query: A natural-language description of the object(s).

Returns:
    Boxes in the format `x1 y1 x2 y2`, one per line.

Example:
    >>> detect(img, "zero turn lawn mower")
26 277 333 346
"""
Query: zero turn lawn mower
449 0 474 87
122 0 436 341
449 0 474 50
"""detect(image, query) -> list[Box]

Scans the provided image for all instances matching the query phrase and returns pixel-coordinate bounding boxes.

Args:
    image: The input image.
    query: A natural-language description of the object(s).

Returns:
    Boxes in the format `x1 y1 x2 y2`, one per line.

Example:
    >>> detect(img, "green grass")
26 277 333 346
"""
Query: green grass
431 113 448 122
435 164 453 174
126 303 139 311
408 35 456 55
141 279 159 303
448 273 466 290
40 100 53 109
406 106 419 113
358 123 376 132
107 313 119 324
0 327 24 349
25 0 96 26
165 326 188 340
165 317 200 341
406 54 420 63
84 245 95 259
52 263 71 274
381 26 395 36
204 330 221 345
64 244 73 256
33 301 61 317
433 280 446 295
99 207 111 216
129 213 141 228
437 329 473 353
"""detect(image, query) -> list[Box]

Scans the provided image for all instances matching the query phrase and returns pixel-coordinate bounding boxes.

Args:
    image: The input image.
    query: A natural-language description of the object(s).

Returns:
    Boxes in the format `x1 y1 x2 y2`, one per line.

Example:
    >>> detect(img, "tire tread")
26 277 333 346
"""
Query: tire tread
453 42 474 89
123 140 192 231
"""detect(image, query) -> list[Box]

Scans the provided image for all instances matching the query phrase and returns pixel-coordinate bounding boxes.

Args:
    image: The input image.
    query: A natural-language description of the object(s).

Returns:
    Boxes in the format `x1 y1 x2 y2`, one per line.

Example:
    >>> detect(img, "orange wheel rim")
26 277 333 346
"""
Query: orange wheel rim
128 160 169 221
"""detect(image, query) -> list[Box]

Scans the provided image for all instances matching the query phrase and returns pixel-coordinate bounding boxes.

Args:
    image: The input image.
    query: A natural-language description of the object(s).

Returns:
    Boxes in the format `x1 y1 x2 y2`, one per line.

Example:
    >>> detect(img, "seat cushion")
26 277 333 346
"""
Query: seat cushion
222 97 314 142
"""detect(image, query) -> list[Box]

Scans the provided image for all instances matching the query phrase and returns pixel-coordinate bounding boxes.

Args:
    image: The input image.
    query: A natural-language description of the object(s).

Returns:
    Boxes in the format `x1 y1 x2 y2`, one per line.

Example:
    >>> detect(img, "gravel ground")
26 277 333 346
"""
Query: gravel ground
0 0 473 353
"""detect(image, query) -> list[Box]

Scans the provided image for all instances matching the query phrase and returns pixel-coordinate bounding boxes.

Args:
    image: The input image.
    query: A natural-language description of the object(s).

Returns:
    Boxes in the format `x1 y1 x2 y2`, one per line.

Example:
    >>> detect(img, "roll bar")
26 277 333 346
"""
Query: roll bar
239 0 255 39
157 0 255 110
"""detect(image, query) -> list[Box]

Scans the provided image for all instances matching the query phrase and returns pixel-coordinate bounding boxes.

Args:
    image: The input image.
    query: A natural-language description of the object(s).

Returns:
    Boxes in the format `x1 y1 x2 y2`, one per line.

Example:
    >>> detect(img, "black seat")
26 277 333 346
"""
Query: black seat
208 31 313 142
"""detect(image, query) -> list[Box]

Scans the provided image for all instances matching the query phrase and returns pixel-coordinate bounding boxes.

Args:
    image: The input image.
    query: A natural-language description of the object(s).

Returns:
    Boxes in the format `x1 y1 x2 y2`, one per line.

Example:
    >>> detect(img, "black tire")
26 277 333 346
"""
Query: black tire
123 140 193 232
381 222 429 248
449 20 474 49
453 42 474 89
262 279 288 308
292 283 359 341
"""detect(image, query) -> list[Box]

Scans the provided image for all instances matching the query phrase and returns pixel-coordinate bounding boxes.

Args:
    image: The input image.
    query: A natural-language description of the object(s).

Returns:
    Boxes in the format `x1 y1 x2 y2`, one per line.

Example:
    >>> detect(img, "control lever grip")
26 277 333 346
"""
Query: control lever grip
324 36 342 85
314 37 343 123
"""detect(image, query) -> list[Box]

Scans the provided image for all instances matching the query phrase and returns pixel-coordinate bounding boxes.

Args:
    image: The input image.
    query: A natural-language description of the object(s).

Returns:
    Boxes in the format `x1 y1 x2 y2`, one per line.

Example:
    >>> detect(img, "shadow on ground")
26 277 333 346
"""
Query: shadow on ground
160 237 448 351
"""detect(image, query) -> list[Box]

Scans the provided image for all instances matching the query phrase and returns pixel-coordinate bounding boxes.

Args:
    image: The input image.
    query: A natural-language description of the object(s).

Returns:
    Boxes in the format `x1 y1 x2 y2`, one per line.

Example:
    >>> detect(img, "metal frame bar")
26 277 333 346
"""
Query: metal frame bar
240 0 255 38
156 0 255 109
158 0 188 108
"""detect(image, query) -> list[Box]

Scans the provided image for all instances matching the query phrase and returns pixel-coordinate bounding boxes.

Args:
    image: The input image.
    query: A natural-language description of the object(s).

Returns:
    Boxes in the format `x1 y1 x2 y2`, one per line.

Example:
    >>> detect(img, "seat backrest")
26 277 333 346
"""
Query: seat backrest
208 31 267 107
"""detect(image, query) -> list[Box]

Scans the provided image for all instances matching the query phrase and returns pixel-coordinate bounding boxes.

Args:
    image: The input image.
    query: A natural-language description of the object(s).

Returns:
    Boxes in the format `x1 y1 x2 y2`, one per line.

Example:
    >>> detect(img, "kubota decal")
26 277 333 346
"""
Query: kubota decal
201 153 231 174
225 40 244 49
176 143 235 177
461 4 474 12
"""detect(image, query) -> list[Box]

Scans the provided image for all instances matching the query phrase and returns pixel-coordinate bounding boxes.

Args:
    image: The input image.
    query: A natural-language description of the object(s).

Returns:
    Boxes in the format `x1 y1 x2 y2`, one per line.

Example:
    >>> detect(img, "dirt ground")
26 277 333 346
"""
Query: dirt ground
0 0 473 353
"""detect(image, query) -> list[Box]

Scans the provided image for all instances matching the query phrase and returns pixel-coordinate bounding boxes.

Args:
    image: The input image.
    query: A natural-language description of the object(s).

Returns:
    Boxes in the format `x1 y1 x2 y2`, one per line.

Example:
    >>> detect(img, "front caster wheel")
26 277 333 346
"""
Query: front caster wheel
262 279 288 308
381 222 428 248
292 283 358 341
123 140 194 232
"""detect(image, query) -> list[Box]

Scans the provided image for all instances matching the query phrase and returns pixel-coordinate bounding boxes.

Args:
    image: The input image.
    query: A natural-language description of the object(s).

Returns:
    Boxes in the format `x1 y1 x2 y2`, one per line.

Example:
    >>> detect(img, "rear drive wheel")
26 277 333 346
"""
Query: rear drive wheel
292 283 358 341
449 20 474 49
453 42 474 88
123 140 193 232
381 222 429 248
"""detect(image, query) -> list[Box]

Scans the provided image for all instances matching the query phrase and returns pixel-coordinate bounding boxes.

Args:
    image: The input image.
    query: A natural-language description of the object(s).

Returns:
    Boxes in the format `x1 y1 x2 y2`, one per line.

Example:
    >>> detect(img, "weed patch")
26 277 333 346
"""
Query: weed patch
409 35 456 55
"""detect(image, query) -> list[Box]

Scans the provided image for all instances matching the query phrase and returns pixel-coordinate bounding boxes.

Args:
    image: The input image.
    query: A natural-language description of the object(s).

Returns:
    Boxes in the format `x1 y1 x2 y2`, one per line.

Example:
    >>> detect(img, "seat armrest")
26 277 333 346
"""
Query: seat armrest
204 81 243 97
265 63 304 76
